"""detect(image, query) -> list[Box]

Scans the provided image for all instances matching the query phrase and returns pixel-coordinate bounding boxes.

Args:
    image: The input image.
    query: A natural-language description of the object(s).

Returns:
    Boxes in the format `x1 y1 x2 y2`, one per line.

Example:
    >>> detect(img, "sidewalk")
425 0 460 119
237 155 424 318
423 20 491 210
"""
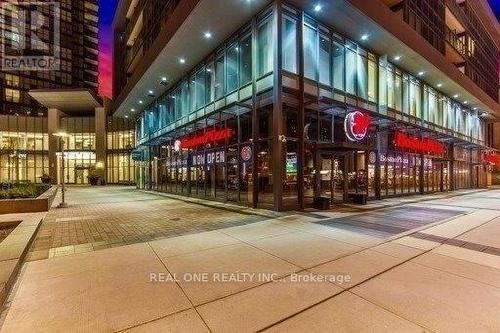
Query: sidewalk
0 187 499 331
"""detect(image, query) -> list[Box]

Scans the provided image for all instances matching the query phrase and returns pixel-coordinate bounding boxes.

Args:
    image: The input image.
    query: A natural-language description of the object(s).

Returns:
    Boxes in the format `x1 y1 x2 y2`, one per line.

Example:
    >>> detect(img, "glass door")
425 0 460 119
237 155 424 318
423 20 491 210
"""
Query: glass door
319 154 345 203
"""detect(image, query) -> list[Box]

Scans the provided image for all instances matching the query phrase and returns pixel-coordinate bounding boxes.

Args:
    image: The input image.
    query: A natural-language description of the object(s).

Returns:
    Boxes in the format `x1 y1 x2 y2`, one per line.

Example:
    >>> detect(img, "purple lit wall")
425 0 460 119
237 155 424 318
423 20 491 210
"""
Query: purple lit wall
99 0 118 99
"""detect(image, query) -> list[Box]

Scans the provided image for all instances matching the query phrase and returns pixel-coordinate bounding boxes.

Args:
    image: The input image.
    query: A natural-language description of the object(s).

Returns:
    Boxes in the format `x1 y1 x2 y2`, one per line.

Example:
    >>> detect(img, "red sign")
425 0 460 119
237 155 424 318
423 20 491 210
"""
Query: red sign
484 152 500 166
393 132 446 156
181 128 234 149
345 111 370 141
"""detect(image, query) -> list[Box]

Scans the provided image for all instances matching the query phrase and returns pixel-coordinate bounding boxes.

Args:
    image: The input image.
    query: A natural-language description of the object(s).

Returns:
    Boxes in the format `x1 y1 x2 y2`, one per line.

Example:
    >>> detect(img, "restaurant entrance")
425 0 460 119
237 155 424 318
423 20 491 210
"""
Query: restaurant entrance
316 150 367 205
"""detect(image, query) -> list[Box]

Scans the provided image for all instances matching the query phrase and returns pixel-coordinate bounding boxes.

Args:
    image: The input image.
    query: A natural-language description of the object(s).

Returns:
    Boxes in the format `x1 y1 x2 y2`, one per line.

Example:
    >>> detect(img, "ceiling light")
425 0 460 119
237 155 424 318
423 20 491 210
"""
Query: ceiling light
125 115 128 118
393 55 401 61
203 31 212 39
360 34 369 41
131 108 135 112
179 58 186 64
463 100 468 104
481 112 488 117
314 4 322 12
453 94 459 98
473 107 478 110
417 71 424 76
436 83 442 88
138 100 143 104
160 77 168 85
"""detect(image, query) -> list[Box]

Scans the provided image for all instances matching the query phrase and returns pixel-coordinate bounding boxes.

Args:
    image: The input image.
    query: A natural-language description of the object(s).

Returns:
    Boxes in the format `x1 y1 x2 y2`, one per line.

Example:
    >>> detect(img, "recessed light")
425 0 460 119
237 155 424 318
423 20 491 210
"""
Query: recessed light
314 4 322 12
436 83 442 88
131 108 135 112
360 34 369 41
203 31 212 39
179 58 186 64
393 55 401 61
148 90 154 94
206 68 212 73
125 115 128 118
138 100 143 104
473 107 478 110
417 71 425 76
463 100 468 104
453 94 459 98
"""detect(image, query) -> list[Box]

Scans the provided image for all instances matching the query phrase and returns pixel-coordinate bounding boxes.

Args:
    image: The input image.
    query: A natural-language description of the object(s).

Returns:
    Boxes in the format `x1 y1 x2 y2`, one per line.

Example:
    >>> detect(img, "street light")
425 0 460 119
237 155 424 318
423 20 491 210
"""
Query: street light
53 131 69 208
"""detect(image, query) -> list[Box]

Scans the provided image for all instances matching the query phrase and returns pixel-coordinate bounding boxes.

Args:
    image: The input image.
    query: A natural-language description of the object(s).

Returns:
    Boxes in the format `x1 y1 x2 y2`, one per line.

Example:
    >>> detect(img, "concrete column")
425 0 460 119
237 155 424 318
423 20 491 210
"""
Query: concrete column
94 107 107 182
47 108 62 184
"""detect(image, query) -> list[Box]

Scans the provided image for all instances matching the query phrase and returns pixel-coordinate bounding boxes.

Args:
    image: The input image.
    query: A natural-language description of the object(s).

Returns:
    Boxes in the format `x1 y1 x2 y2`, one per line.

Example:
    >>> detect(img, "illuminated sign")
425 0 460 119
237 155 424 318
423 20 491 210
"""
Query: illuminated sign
191 150 225 166
240 146 252 162
180 128 234 149
345 111 370 141
484 152 500 166
393 132 445 156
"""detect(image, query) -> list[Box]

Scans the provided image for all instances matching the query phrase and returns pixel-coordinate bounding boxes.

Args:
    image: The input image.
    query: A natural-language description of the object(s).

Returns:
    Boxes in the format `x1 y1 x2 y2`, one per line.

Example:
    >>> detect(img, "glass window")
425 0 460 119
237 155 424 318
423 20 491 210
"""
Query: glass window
319 35 331 85
215 55 225 99
226 43 239 92
206 61 215 103
240 35 252 85
357 52 367 99
394 70 402 111
387 66 394 108
345 47 356 95
195 69 206 109
332 41 344 91
257 18 273 76
368 55 377 102
303 24 317 80
282 16 297 73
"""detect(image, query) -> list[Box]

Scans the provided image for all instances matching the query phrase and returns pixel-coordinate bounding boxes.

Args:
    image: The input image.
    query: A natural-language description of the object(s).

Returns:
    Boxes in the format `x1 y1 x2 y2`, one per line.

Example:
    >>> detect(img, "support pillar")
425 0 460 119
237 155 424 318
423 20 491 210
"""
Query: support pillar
47 108 62 184
94 107 107 182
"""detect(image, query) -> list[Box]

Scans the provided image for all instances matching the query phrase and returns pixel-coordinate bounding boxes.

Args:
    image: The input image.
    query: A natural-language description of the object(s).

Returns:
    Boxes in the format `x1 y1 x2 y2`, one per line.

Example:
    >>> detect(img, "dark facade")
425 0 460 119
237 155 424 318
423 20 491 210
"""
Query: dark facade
386 0 499 102
113 0 182 99
0 0 99 116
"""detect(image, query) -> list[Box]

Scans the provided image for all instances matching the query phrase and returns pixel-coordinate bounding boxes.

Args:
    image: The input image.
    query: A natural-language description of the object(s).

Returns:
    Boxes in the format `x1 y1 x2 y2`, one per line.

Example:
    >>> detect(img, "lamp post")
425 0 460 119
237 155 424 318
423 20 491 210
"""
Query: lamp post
53 131 69 208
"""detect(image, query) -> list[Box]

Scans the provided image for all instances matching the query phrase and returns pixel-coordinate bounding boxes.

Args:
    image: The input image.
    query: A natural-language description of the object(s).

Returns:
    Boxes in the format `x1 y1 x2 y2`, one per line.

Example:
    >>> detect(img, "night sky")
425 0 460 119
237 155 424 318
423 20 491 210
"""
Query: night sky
98 0 118 99
488 0 500 21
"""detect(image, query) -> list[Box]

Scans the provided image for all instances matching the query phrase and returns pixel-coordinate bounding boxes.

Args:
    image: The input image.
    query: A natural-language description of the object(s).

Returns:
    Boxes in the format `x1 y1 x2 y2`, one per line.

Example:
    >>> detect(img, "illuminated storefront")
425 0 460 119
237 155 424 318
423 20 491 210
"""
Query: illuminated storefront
134 2 492 211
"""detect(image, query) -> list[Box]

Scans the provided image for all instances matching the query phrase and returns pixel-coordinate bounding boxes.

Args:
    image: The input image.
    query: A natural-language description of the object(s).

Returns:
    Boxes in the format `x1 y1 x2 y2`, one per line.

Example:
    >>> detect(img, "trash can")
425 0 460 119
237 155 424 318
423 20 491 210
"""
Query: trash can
349 193 367 205
313 196 331 210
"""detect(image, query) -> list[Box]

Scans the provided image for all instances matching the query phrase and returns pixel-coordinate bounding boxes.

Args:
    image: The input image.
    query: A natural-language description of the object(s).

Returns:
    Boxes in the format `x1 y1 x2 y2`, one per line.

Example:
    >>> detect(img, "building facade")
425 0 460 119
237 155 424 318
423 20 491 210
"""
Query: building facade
0 0 99 116
112 0 500 210
0 1 136 185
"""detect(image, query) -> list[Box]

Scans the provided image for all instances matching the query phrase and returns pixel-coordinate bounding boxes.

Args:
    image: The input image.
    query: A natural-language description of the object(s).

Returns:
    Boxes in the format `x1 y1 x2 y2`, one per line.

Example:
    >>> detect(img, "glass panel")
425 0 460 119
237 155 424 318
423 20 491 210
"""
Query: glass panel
303 24 317 80
282 16 297 73
240 35 252 85
257 18 273 77
345 48 356 95
226 43 239 92
319 35 331 85
332 41 344 91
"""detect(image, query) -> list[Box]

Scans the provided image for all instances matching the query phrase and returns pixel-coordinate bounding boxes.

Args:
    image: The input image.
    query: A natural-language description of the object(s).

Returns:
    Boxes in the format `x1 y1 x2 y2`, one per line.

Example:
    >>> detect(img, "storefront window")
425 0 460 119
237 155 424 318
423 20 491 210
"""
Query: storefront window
367 54 377 102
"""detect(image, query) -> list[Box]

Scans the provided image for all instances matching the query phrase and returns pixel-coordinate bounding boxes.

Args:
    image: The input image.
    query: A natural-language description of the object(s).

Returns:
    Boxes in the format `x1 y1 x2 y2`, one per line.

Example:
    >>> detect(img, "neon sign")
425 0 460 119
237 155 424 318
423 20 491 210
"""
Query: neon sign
345 111 370 141
180 128 234 149
393 132 445 156
484 152 500 166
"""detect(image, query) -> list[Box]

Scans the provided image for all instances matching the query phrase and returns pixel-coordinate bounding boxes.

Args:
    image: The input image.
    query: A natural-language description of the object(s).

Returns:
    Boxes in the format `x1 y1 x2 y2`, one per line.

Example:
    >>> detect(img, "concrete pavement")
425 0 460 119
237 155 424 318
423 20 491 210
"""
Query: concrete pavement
1 187 499 332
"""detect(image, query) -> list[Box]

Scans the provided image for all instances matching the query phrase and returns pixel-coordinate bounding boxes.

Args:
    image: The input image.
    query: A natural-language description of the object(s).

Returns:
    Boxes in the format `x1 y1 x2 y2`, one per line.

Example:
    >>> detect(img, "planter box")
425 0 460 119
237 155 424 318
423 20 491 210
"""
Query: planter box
0 186 58 215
